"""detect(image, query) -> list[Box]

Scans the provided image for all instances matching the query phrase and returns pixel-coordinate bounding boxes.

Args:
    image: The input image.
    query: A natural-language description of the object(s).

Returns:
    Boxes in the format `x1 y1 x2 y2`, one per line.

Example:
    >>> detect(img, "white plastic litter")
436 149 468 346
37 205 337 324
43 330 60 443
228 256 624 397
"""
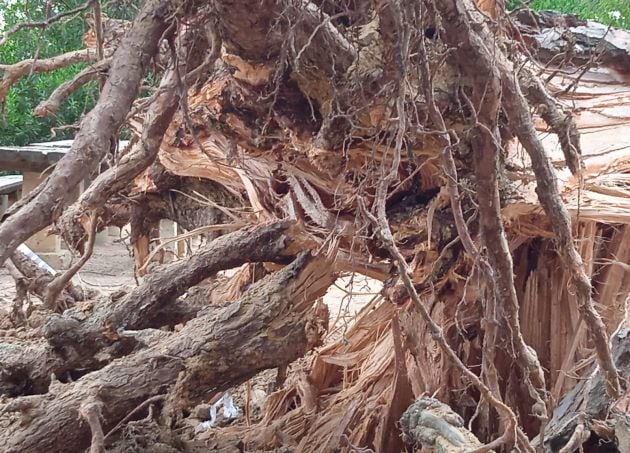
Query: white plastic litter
17 243 57 275
195 392 240 433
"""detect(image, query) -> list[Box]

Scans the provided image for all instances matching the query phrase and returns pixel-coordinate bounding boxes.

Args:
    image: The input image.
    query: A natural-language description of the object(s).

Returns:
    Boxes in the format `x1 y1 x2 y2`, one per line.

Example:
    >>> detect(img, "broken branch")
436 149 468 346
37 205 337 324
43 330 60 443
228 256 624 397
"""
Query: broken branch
1 252 335 452
0 49 97 104
34 58 111 118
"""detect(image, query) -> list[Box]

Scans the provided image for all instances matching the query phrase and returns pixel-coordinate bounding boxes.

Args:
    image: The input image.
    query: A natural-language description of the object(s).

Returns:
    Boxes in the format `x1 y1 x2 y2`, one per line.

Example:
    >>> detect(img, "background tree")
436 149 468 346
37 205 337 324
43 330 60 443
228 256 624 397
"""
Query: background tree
0 0 142 146
0 0 97 145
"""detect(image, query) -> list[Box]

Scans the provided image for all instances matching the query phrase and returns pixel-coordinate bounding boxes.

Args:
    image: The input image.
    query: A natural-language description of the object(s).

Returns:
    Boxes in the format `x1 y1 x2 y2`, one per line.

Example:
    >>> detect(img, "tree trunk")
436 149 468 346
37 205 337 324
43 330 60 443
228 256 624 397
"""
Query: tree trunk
0 252 335 452
0 221 296 395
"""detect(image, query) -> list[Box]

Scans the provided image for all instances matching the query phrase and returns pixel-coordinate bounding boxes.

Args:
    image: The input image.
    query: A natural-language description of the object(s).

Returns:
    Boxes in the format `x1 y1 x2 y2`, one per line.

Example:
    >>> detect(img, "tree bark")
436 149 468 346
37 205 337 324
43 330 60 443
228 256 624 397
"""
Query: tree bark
0 221 296 395
0 252 335 453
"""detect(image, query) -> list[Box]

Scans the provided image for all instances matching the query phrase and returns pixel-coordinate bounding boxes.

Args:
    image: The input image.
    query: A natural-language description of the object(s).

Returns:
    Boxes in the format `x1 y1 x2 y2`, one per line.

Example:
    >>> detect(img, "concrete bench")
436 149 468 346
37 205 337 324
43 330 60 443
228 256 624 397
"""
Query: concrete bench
0 174 23 218
0 140 128 268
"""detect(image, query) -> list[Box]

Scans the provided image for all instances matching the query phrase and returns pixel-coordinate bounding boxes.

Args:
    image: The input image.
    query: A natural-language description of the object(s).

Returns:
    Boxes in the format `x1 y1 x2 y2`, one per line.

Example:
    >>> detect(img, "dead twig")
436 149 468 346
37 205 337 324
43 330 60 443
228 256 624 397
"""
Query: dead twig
44 210 98 310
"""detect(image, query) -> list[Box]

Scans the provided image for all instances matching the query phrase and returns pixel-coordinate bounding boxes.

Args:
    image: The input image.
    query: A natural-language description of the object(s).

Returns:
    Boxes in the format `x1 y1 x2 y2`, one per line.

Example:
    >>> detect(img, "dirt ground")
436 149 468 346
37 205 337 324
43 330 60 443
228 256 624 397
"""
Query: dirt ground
0 232 136 308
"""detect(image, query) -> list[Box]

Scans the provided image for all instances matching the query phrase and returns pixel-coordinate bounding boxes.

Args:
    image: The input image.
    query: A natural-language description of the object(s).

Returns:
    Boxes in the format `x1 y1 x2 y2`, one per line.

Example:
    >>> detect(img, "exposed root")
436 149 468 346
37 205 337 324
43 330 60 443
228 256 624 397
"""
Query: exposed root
1 253 335 452
44 210 98 310
4 258 30 326
362 201 530 452
519 68 582 176
104 395 165 443
419 6 548 423
501 42 622 399
79 401 106 453
9 249 81 312
0 1 629 451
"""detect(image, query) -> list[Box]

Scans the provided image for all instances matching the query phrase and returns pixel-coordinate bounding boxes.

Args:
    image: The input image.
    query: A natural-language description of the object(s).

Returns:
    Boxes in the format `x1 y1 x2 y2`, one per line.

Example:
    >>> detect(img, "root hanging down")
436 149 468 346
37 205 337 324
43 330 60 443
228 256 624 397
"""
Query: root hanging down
0 0 629 451
362 201 532 452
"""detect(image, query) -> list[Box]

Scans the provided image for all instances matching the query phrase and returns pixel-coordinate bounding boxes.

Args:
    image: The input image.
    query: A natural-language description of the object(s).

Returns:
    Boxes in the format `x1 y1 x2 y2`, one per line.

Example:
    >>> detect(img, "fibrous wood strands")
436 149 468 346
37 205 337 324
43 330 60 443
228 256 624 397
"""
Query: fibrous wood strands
0 1 630 452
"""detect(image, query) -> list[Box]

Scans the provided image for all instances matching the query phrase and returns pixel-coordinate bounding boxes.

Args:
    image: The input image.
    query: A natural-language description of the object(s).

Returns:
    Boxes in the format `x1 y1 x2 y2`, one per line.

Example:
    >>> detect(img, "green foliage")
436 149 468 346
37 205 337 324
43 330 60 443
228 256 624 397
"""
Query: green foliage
0 66 98 146
0 0 626 148
509 0 630 28
0 0 98 146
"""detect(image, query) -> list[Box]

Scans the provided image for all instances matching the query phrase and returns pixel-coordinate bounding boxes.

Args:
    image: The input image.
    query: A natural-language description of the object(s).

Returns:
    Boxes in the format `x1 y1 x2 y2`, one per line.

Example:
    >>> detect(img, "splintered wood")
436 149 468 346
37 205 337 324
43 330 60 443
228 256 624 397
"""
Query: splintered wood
149 31 630 453
2 3 630 453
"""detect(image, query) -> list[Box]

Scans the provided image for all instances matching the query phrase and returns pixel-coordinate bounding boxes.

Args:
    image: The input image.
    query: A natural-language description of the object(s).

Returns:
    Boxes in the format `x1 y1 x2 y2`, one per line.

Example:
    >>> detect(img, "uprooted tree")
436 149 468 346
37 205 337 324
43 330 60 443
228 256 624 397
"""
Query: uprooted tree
1 0 630 451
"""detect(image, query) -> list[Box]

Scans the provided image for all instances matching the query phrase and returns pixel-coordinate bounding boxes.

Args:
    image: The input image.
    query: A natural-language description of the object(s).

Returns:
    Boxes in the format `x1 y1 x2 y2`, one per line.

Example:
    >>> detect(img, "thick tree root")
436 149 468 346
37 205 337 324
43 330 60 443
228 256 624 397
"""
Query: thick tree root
0 252 335 452
0 221 296 395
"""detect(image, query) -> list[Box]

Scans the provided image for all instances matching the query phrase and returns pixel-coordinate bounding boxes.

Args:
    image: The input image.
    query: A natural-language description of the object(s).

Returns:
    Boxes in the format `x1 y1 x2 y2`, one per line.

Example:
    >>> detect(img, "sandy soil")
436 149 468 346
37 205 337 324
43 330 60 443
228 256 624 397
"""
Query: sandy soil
0 234 136 309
